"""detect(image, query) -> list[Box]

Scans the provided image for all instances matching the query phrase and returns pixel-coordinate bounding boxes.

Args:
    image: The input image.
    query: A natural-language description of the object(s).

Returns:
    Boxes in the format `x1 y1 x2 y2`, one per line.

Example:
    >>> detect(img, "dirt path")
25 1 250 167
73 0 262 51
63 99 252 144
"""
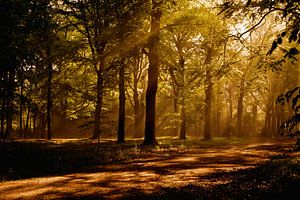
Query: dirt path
0 140 295 199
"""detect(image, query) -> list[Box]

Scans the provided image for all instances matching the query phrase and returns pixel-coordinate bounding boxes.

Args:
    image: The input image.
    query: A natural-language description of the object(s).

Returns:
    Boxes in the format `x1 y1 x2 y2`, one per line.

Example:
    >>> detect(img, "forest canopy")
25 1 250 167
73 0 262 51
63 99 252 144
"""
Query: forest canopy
0 0 299 145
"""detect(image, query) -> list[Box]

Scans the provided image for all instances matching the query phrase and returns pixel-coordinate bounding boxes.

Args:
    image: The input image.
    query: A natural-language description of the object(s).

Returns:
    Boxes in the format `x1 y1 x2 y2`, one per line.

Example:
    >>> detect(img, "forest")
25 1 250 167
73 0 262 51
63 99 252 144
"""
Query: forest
0 0 299 199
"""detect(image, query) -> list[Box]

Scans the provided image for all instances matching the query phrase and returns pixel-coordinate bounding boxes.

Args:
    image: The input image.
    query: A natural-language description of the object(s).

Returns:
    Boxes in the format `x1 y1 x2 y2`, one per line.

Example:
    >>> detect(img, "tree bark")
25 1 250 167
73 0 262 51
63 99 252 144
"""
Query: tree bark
203 79 213 141
173 89 179 136
227 86 233 137
3 69 15 143
19 72 24 138
143 1 161 145
133 56 143 138
0 99 5 138
92 68 104 139
252 103 258 134
117 62 126 143
25 105 30 139
179 107 186 140
40 113 46 139
47 58 52 140
178 53 186 140
215 84 221 137
33 107 37 135
203 48 213 141
237 75 245 138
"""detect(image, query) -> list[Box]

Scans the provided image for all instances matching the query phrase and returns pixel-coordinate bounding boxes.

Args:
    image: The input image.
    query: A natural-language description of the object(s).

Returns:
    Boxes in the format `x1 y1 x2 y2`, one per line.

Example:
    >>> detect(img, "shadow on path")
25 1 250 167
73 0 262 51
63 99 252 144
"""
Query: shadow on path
0 139 298 199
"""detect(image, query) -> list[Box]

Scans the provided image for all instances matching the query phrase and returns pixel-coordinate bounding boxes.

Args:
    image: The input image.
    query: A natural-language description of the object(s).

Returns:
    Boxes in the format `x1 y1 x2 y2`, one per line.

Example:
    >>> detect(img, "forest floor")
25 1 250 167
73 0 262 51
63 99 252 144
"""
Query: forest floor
0 137 299 199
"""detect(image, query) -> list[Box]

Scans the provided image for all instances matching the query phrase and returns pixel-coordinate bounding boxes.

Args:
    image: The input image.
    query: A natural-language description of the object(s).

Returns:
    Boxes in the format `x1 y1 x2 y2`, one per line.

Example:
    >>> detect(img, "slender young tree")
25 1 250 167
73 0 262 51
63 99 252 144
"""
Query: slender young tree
203 47 213 141
117 61 126 143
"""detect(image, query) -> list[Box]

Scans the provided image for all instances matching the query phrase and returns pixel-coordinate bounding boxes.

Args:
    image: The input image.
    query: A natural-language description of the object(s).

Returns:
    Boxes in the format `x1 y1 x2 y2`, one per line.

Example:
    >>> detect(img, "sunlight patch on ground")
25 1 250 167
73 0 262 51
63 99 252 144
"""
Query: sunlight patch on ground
0 141 291 200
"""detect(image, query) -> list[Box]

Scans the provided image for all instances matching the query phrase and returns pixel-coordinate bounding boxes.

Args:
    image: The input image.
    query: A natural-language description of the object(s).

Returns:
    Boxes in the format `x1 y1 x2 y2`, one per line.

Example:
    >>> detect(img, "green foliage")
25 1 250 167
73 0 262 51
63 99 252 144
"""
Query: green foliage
221 0 300 57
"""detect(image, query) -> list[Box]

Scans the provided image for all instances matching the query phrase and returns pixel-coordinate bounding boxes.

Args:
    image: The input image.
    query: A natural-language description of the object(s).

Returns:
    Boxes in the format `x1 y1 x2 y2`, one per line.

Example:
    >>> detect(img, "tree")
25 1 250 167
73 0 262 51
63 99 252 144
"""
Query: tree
126 49 147 138
117 60 126 143
63 0 147 140
0 0 57 142
143 0 162 145
221 0 300 56
277 87 300 137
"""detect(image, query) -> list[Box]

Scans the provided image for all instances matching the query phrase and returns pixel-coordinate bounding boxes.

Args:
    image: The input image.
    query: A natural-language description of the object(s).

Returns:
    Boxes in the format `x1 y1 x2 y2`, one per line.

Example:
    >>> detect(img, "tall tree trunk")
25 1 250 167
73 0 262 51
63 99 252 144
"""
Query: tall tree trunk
40 113 46 139
203 48 213 141
60 92 68 132
117 62 126 143
133 88 141 138
215 83 221 137
133 56 143 138
0 119 4 139
139 79 146 136
204 80 213 141
276 104 284 136
264 109 271 137
216 110 221 137
173 89 179 136
19 73 24 138
33 107 37 135
25 105 30 139
0 99 5 138
3 70 15 143
143 1 161 145
179 106 186 140
47 59 52 140
178 53 186 140
169 65 179 136
92 61 104 139
227 87 233 137
271 103 277 137
237 75 245 138
252 103 258 134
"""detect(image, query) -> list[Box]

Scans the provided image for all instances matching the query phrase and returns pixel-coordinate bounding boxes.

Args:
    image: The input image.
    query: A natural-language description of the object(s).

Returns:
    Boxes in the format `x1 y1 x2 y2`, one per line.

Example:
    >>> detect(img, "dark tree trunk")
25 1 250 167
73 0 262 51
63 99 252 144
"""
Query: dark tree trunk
92 61 104 139
133 86 141 138
0 99 5 138
40 113 46 139
179 107 186 140
228 87 233 122
237 75 245 138
252 103 258 134
215 84 221 137
276 104 284 136
3 69 15 143
216 110 221 137
25 105 30 139
47 59 52 140
203 48 213 141
143 1 161 146
33 108 37 135
203 80 213 141
0 118 4 139
117 62 126 143
173 90 179 136
60 92 68 132
178 53 186 140
264 108 271 137
270 103 279 137
169 65 179 136
19 75 24 138
133 56 143 138
225 86 233 138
